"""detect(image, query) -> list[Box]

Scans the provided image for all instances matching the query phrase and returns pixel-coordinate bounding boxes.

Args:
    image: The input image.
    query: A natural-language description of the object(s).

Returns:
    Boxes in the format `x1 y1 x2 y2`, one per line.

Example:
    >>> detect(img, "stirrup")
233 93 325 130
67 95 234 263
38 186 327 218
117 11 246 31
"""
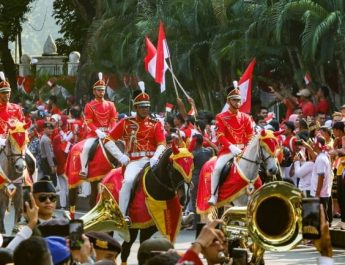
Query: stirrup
124 216 132 226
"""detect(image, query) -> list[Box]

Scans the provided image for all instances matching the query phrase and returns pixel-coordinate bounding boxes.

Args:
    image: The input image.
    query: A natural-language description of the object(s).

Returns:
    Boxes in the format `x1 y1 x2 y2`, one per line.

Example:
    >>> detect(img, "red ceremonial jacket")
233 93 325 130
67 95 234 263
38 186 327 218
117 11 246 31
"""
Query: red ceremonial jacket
0 102 25 135
108 115 165 160
84 99 117 138
215 110 254 155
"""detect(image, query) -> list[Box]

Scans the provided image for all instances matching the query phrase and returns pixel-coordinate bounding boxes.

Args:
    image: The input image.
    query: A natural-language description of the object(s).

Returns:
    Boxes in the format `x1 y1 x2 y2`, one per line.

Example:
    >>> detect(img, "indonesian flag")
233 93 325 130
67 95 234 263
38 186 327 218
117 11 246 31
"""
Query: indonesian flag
264 112 275 123
17 76 33 94
304 72 312 85
239 58 256 113
165 103 174 112
155 22 170 93
144 37 157 79
188 107 195 116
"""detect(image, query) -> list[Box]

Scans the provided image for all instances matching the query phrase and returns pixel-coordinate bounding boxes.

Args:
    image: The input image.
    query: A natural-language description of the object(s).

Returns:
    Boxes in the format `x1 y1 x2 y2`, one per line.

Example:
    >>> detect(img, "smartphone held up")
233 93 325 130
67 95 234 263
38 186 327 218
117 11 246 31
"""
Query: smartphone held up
69 219 84 249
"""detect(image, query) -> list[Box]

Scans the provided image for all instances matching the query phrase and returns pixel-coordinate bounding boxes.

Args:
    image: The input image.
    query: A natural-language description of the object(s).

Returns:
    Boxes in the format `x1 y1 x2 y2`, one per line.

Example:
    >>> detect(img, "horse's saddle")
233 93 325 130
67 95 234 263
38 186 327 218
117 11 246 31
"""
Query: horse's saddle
219 157 234 188
88 139 124 167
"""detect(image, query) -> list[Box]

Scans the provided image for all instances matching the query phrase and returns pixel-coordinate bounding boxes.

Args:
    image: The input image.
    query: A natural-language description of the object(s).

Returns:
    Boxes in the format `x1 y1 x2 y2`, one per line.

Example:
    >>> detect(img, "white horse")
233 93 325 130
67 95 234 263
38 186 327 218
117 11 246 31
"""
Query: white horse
197 129 280 213
0 121 33 233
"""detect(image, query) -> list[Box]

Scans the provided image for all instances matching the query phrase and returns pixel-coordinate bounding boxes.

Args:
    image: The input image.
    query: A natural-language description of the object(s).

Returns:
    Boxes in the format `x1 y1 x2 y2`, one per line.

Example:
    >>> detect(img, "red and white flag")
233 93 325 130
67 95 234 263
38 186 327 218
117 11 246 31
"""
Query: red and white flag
188 107 195 116
155 22 170 93
264 112 275 123
239 58 256 113
144 37 157 79
304 72 312 85
165 103 174 112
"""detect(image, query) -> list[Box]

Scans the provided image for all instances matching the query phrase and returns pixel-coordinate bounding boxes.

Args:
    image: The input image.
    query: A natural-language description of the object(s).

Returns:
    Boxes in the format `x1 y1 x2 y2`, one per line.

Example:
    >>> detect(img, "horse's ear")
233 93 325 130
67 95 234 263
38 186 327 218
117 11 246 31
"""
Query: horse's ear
260 129 266 136
23 120 32 130
172 141 179 154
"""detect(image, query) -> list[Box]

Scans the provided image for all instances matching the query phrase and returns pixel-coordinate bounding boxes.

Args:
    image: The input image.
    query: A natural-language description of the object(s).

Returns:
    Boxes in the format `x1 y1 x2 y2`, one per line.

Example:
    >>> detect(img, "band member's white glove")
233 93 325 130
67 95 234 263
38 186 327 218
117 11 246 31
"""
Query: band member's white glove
95 129 106 139
150 157 159 168
118 154 130 166
229 144 241 155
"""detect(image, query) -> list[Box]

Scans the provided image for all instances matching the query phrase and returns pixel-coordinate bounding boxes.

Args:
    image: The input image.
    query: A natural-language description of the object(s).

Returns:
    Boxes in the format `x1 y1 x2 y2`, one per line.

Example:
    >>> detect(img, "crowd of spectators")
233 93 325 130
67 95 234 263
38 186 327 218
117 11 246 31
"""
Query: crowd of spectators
0 79 342 264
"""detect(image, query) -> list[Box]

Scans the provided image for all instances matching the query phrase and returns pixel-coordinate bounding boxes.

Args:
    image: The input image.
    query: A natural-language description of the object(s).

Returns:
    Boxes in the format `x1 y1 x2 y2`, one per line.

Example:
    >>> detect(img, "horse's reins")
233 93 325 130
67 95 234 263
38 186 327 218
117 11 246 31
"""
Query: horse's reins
234 140 274 196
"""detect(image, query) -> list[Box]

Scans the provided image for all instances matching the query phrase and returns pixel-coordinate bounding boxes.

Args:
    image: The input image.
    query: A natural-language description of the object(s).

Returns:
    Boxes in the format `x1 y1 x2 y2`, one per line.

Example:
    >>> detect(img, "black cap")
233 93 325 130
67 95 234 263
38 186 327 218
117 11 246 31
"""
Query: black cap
33 176 56 193
137 238 174 265
86 232 121 253
333 121 345 131
37 219 69 237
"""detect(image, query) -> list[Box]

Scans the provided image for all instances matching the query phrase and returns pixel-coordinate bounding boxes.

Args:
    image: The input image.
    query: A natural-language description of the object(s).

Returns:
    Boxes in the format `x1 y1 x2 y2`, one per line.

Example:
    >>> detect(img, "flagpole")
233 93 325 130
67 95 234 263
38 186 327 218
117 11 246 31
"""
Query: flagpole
167 57 179 98
167 66 190 99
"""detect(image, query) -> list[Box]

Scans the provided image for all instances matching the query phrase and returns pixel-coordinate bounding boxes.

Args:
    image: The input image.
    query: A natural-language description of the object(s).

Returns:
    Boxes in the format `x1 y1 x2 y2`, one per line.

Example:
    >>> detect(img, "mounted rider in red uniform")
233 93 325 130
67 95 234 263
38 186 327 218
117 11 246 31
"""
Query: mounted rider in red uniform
0 72 25 138
103 82 166 222
79 73 117 177
208 85 254 205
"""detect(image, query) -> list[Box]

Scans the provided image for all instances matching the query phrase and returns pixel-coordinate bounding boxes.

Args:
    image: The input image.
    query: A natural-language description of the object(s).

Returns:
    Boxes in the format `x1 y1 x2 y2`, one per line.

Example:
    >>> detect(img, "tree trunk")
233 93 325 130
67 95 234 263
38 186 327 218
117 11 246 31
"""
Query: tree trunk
0 36 17 92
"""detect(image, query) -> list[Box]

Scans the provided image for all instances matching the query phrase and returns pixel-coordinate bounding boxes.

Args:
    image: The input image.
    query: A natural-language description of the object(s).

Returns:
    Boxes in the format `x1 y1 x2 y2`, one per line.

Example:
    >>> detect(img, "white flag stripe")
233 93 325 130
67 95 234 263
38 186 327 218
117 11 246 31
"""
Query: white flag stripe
239 79 249 103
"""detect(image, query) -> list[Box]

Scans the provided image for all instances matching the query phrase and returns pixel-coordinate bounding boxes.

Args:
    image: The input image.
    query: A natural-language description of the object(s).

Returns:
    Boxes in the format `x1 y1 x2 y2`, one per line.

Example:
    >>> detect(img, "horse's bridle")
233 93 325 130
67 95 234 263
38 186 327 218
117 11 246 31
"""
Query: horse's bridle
0 138 26 183
238 142 273 171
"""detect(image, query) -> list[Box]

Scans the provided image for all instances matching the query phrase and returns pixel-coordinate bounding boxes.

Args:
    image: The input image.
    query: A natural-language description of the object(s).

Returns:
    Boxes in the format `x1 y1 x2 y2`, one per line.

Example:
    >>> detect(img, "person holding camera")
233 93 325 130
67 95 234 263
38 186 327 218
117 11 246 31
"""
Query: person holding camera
178 220 229 265
310 136 333 223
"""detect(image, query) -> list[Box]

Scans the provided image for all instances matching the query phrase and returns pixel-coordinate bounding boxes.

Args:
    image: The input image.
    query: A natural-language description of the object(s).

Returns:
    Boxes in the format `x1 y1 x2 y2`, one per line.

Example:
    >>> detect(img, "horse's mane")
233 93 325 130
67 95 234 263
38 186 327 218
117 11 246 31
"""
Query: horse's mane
154 146 177 174
245 133 260 152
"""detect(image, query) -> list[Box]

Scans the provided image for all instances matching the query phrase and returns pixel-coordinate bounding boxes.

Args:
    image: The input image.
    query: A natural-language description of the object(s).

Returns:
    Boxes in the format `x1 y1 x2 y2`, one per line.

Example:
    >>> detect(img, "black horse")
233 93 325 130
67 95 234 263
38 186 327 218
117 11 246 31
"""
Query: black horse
102 143 194 264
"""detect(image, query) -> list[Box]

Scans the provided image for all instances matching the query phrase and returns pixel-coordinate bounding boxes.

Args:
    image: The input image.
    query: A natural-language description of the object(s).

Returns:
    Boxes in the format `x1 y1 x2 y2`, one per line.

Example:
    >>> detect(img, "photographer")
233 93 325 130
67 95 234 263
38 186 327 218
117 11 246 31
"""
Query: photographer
178 220 228 265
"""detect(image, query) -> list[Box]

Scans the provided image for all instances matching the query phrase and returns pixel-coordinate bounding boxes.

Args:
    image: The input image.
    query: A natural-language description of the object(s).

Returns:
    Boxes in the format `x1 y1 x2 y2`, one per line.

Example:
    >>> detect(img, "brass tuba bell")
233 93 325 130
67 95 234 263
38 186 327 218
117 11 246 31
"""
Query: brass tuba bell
81 183 130 242
222 181 303 263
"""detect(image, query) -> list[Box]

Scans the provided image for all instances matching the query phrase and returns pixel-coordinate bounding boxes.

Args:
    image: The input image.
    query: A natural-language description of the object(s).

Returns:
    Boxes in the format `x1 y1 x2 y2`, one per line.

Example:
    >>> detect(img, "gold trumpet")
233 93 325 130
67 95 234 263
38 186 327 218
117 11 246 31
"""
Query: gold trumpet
222 181 303 264
80 183 130 242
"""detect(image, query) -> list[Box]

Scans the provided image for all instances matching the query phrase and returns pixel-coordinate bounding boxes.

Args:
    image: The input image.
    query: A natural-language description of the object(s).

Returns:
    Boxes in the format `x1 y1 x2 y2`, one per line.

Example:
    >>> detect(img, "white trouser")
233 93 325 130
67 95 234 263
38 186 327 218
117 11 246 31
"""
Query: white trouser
80 138 97 173
57 174 68 208
119 157 149 215
210 153 234 197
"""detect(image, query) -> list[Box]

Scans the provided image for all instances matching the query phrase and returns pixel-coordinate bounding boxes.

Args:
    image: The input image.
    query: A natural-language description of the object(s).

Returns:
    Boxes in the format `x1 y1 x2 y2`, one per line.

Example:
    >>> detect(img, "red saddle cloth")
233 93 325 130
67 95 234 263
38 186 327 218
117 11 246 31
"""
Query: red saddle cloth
66 140 113 188
102 168 153 229
196 157 262 213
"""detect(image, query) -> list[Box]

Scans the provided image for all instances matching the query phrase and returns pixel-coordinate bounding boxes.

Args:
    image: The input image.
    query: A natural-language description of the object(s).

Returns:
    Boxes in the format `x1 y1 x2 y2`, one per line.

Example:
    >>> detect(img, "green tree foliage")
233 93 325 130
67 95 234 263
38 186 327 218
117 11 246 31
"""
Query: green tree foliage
53 0 345 111
52 0 93 55
0 0 34 91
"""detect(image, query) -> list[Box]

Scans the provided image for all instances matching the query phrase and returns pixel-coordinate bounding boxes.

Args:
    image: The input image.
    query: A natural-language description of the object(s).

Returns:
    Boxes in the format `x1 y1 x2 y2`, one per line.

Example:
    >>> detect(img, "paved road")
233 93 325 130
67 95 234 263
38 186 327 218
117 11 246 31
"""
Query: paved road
3 207 345 264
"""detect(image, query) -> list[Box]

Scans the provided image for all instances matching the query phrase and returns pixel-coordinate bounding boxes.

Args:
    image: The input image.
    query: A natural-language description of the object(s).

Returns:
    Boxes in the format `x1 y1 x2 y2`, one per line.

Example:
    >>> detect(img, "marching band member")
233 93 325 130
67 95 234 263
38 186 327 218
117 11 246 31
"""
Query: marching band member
103 82 166 222
208 84 254 205
79 73 117 178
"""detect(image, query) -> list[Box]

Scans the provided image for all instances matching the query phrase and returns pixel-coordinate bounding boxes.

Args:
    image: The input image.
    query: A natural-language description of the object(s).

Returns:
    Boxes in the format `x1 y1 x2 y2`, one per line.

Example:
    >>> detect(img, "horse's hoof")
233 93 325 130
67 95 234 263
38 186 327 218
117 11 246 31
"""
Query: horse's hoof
182 212 194 226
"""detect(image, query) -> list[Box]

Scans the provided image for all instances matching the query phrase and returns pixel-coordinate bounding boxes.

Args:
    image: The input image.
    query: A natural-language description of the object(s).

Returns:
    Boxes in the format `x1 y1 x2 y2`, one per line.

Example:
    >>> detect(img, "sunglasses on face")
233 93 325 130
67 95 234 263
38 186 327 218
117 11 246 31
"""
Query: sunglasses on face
38 194 57 203
0 91 10 94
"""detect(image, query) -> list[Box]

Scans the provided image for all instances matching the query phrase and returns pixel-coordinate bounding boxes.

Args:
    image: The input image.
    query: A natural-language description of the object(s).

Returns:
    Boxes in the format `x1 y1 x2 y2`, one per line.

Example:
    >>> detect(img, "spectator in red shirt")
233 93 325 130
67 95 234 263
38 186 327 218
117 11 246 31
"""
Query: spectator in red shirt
315 85 330 115
297 88 315 117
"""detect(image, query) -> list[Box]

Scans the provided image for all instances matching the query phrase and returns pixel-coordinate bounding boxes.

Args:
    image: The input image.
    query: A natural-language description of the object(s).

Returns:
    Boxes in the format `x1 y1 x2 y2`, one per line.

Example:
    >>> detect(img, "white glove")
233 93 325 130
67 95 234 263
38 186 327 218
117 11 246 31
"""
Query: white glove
229 144 241 155
64 131 74 142
0 138 6 147
150 157 159 168
95 129 106 139
118 154 130 166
